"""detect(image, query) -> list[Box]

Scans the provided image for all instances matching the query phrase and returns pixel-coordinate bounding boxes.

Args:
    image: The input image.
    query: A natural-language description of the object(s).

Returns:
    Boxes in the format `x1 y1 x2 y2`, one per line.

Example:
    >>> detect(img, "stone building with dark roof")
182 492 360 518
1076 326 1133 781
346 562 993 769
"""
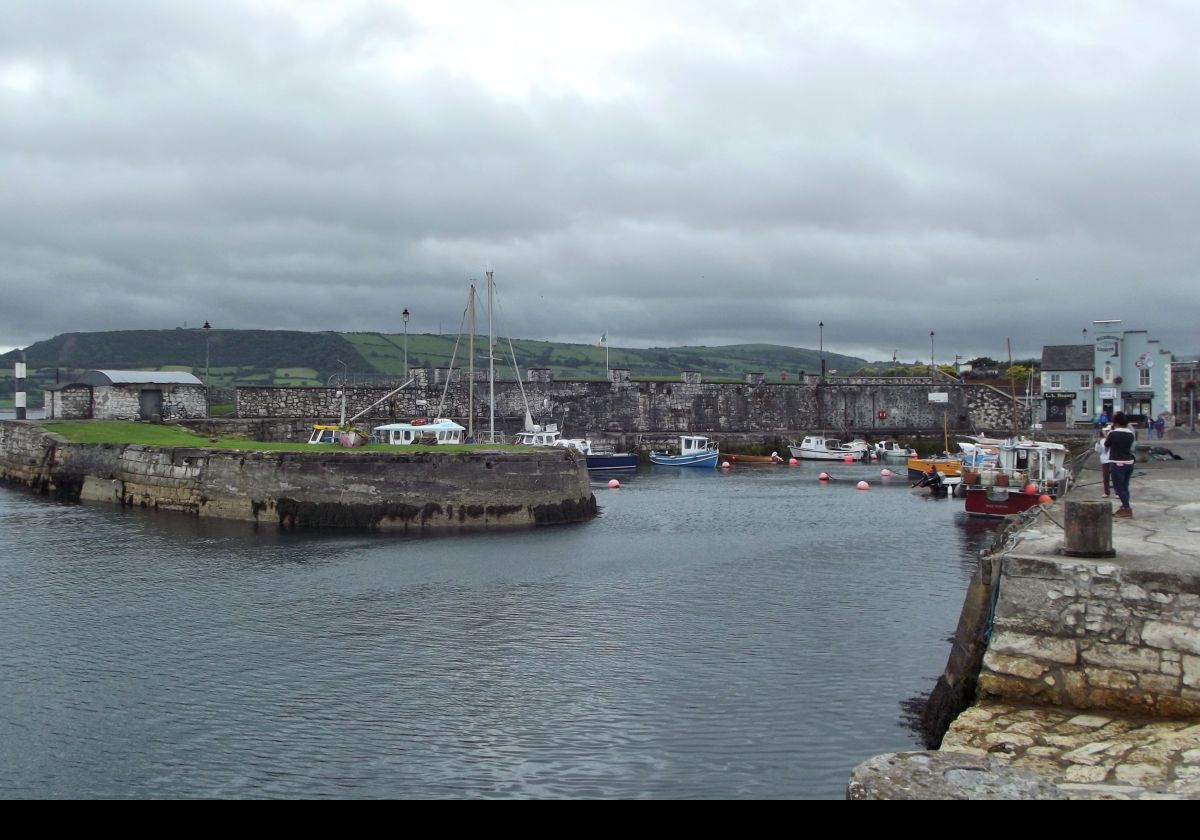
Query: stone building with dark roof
1039 344 1095 425
45 370 206 420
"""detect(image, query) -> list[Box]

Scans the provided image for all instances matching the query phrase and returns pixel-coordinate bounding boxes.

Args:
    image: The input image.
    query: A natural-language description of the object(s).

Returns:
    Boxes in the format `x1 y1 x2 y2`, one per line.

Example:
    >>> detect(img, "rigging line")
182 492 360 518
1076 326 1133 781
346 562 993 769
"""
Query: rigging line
436 306 470 418
509 336 532 431
436 332 463 419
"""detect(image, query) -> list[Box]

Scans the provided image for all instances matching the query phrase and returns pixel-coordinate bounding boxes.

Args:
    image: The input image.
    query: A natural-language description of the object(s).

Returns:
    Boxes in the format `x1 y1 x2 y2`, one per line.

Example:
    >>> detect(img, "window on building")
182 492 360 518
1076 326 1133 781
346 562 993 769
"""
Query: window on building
1081 373 1091 388
1140 368 1151 387
1049 373 1061 389
1082 400 1088 416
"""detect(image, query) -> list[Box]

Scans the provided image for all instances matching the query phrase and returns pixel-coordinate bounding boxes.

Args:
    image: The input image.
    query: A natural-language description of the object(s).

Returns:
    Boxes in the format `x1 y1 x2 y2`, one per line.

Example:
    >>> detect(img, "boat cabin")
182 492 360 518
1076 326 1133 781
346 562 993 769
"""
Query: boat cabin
973 441 1069 492
307 425 344 444
513 424 562 447
373 419 466 445
678 435 719 455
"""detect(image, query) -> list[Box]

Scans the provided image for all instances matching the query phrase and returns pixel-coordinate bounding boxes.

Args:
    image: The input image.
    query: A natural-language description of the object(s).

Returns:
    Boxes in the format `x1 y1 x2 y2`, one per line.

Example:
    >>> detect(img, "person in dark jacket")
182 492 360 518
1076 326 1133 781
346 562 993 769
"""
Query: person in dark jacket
1104 412 1137 518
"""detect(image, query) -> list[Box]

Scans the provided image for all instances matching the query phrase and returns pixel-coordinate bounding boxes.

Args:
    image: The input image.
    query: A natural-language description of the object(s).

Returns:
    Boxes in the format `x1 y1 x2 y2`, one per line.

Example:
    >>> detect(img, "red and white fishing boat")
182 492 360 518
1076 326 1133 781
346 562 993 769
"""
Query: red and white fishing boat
960 439 1071 518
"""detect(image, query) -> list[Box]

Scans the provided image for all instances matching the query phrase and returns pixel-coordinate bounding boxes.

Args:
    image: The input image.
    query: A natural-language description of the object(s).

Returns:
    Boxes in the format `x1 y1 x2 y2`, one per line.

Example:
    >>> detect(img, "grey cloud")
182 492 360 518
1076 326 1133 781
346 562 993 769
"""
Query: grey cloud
2 2 1198 360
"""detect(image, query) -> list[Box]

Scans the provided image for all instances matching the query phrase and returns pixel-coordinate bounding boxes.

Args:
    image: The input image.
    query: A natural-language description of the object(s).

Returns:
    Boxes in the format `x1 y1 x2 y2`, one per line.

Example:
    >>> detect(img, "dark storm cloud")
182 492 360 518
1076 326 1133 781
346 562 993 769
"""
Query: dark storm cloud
2 1 1197 362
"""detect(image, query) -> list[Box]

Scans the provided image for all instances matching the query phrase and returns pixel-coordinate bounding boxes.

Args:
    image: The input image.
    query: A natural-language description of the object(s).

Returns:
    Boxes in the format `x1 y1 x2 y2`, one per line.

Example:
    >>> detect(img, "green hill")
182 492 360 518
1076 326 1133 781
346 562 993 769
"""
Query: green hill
1 329 868 406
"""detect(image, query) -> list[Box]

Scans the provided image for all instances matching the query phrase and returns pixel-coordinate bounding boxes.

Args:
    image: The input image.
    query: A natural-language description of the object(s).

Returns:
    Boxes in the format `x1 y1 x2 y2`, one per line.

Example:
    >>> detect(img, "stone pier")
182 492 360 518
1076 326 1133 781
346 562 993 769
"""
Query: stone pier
0 420 597 531
850 436 1200 799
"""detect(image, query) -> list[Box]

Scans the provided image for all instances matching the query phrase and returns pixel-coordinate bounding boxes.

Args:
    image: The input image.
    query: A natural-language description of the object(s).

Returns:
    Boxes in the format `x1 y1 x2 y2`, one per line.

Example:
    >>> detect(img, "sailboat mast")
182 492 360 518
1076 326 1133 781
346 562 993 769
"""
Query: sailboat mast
487 270 495 443
468 283 476 440
1007 338 1018 439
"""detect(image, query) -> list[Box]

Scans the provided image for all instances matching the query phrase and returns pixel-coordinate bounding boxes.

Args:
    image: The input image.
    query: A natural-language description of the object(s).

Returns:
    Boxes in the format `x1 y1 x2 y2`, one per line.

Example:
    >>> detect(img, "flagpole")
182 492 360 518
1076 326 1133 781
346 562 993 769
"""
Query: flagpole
606 332 610 380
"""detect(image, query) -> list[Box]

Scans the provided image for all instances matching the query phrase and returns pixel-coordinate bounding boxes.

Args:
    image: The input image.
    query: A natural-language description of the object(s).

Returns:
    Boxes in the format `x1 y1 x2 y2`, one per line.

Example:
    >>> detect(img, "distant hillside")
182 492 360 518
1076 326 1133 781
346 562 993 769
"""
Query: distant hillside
6 329 368 372
343 333 866 382
1 329 868 405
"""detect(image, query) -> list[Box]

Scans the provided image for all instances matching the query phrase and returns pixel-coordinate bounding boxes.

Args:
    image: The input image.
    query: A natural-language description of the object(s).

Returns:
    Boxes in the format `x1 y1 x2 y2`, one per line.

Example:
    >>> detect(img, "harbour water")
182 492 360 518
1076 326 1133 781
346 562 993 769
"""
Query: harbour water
0 459 1003 799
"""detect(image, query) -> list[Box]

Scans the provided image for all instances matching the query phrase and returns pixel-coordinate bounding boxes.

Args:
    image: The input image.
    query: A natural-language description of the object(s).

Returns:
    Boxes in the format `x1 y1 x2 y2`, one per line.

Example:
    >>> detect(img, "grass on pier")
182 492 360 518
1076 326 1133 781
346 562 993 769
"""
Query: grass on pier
42 421 525 453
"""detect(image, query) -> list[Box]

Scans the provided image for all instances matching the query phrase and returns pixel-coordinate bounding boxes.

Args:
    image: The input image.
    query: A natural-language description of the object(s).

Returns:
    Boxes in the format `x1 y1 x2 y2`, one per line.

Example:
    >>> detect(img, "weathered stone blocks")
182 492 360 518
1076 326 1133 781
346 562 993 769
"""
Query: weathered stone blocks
980 551 1200 717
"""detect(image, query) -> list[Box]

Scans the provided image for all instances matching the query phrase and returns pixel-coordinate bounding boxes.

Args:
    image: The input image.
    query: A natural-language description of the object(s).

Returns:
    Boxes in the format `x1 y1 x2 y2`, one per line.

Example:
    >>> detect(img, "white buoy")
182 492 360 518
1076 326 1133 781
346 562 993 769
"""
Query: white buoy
721 461 731 469
856 480 870 491
880 468 892 477
607 479 620 489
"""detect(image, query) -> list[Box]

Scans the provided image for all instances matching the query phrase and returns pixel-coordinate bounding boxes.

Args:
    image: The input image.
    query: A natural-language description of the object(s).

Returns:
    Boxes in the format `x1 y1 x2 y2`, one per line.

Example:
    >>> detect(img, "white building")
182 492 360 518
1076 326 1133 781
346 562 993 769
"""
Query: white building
45 370 207 420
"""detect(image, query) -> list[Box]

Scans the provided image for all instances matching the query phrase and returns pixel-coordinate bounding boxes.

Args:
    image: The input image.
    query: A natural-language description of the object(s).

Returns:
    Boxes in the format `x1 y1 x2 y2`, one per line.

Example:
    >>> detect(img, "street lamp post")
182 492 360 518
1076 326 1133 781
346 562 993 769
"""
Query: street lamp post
819 321 825 381
336 359 348 426
930 331 935 378
202 321 212 394
402 308 410 378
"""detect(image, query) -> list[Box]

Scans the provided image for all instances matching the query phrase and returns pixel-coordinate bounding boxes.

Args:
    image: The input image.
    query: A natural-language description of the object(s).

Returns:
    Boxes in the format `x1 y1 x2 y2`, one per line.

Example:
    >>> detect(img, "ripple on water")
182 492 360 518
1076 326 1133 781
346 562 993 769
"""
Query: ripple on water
0 472 1003 798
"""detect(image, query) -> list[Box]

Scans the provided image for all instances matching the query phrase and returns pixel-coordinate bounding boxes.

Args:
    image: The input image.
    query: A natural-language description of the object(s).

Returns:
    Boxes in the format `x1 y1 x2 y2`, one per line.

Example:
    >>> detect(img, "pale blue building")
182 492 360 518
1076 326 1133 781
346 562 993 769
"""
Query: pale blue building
1040 322 1174 428
1090 320 1173 426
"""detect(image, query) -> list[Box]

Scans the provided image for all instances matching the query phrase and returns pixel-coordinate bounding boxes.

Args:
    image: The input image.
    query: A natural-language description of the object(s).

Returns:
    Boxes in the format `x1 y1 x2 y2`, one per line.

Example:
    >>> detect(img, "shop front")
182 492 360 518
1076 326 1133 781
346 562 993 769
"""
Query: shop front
1122 390 1155 426
1042 391 1077 424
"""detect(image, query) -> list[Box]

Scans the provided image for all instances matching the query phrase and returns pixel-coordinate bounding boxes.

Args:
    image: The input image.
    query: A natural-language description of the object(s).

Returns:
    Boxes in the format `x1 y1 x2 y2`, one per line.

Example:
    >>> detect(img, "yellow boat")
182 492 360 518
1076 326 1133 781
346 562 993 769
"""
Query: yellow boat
907 455 963 481
908 412 962 480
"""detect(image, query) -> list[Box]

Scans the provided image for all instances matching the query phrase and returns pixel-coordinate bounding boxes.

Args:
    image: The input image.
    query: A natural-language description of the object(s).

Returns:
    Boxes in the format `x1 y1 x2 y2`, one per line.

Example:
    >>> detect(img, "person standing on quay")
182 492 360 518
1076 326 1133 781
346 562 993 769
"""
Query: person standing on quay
1094 425 1111 497
1105 412 1137 518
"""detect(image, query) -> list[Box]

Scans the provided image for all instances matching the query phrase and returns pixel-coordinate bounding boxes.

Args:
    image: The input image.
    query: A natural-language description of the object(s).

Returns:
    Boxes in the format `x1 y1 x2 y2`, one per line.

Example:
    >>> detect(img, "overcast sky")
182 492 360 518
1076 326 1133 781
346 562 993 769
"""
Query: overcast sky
2 1 1197 363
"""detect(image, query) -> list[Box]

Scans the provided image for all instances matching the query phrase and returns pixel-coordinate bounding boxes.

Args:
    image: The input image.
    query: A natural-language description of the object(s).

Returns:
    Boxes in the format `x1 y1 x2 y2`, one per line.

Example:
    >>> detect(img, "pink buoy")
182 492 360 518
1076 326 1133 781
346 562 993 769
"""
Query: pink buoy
856 480 870 491
880 468 892 477
843 455 854 464
1024 482 1038 495
607 479 620 489
721 461 731 469
818 472 830 481
788 458 798 466
1038 494 1053 505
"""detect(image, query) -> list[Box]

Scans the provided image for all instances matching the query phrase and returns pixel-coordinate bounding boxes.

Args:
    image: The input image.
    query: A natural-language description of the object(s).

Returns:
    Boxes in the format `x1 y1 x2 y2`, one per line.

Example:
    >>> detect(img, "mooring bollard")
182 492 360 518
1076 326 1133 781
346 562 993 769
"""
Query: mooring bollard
1062 499 1115 557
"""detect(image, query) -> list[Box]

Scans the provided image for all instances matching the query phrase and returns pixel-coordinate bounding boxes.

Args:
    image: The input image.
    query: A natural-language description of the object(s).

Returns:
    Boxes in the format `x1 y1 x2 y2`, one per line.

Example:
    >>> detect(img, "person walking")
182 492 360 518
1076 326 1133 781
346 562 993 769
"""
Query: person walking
1105 412 1137 518
1094 426 1111 497
1155 417 1165 439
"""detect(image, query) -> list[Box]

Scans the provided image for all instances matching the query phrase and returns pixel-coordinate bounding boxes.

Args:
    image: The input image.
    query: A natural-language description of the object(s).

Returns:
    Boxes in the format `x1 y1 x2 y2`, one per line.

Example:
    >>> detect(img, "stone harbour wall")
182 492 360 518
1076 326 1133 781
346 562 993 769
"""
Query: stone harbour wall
0 421 596 531
979 554 1200 717
237 375 1008 437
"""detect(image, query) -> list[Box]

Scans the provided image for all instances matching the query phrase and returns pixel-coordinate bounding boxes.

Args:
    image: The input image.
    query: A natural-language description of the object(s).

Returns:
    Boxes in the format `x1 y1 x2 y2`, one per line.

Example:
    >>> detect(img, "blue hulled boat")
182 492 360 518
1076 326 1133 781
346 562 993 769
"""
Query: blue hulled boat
649 435 720 468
